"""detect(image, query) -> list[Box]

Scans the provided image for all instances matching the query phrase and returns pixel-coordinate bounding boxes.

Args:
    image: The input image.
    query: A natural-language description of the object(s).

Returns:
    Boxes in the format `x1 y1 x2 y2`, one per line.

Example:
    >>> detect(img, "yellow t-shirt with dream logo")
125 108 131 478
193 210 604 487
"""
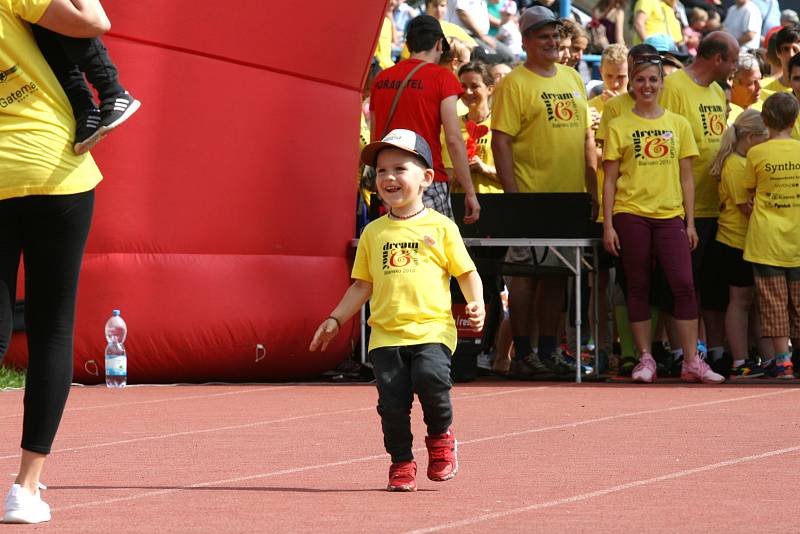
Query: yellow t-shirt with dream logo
352 210 476 352
742 139 800 268
716 153 750 250
603 109 699 219
660 70 727 218
0 0 102 200
491 63 590 193
442 115 502 194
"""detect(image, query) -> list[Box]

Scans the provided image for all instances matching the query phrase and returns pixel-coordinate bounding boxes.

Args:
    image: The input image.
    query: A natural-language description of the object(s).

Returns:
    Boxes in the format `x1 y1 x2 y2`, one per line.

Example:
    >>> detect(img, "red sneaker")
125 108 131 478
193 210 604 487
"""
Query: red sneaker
387 461 417 492
425 429 458 481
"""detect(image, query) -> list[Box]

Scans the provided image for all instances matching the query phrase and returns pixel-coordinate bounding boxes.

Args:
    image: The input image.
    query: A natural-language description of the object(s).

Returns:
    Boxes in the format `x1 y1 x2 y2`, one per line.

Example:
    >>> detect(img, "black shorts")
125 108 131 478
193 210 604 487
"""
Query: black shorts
710 239 754 288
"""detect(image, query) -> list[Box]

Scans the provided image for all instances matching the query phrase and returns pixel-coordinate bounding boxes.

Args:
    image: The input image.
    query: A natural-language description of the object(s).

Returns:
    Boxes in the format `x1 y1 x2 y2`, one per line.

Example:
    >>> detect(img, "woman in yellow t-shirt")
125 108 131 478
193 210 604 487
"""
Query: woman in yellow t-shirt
742 93 800 379
602 55 724 384
443 61 501 194
708 109 769 377
1 0 109 523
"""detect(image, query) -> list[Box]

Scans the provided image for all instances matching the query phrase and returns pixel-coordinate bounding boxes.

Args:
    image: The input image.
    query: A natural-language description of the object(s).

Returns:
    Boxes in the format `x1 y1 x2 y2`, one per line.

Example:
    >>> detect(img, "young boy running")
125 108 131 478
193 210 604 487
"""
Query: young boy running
310 129 485 491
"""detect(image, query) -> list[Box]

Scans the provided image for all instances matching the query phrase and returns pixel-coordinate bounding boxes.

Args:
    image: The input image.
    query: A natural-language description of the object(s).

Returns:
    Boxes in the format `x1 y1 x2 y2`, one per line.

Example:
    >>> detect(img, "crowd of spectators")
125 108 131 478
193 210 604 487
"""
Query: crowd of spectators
362 0 800 382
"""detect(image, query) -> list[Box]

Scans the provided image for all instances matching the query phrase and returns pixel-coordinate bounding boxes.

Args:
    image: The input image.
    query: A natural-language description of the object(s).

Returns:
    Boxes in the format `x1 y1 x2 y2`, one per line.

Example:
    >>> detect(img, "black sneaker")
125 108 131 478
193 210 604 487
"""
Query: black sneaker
730 360 765 379
99 91 141 131
710 353 733 380
73 108 103 155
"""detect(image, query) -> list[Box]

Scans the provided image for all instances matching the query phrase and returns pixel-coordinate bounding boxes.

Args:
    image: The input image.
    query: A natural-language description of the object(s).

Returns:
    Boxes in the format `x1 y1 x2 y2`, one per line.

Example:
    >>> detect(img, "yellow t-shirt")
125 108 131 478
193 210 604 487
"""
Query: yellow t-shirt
442 115 502 194
632 0 683 45
589 94 607 221
742 139 800 267
352 210 476 352
491 63 590 193
0 0 102 200
660 70 727 217
716 153 750 250
759 77 791 102
727 100 762 125
375 16 394 69
603 109 698 219
792 114 800 141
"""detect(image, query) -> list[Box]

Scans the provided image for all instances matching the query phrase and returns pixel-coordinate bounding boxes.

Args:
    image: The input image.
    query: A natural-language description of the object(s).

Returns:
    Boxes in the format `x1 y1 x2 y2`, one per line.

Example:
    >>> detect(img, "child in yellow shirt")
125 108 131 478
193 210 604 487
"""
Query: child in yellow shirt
743 92 800 378
310 129 485 491
708 109 769 378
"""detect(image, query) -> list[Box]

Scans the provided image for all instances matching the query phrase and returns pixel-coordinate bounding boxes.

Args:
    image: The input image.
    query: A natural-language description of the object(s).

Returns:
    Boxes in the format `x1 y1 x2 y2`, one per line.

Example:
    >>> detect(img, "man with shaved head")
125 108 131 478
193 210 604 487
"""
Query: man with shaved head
658 31 740 372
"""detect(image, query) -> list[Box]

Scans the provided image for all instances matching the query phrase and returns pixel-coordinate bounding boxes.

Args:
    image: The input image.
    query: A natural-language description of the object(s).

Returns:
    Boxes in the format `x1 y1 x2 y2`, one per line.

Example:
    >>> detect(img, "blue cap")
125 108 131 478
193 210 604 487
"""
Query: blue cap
112 310 121 315
643 34 689 62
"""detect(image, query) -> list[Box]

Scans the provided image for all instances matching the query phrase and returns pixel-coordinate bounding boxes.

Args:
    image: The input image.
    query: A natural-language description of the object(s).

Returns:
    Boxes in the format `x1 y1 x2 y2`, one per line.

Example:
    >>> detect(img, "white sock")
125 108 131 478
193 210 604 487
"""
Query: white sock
709 346 725 362
671 348 683 361
733 359 745 368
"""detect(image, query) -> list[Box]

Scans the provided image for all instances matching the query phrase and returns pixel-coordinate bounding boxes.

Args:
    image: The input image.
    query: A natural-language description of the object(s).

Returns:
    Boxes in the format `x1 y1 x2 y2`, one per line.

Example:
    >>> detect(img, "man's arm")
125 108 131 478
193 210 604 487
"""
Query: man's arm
36 0 111 38
441 95 481 223
491 130 518 193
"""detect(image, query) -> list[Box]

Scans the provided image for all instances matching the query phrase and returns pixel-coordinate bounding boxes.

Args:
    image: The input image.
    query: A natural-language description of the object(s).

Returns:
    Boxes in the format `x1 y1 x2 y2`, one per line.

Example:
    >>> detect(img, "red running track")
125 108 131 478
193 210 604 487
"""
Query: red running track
1 380 799 532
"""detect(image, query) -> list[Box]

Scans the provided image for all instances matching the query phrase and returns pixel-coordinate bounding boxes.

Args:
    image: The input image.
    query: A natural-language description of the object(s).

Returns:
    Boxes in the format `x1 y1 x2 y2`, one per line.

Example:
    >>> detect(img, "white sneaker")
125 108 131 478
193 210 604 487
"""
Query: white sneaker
3 484 51 524
632 353 657 383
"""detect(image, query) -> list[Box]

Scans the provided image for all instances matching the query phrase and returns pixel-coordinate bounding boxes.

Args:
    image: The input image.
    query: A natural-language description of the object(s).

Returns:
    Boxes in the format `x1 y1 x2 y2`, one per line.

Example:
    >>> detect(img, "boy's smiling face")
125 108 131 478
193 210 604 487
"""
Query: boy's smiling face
375 148 433 215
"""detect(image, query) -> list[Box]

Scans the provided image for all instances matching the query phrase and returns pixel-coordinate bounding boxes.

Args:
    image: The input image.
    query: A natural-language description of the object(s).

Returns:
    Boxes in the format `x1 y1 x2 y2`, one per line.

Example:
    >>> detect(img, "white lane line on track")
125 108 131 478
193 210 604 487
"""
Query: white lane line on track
0 385 298 421
48 388 796 513
404 444 800 534
0 387 546 461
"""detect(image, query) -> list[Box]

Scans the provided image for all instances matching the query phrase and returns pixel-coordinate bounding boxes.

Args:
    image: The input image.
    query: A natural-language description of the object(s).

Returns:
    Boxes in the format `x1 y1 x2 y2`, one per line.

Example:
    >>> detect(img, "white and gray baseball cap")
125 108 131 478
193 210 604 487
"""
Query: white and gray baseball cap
361 129 433 169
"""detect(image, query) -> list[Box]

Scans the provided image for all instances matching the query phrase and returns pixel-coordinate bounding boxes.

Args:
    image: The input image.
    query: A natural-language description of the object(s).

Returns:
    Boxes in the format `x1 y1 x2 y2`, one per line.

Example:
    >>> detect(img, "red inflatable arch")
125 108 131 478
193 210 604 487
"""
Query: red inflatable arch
6 1 387 382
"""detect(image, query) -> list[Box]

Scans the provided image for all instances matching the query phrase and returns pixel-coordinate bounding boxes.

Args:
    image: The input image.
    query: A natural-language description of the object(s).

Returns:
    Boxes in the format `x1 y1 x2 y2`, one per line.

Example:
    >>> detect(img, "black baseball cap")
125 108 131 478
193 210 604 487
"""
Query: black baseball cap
406 14 450 53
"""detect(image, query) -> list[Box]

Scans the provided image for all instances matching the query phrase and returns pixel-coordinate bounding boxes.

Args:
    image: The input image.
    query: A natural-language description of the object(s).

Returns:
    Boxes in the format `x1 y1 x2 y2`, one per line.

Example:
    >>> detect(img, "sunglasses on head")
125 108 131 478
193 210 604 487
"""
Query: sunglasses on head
632 54 663 65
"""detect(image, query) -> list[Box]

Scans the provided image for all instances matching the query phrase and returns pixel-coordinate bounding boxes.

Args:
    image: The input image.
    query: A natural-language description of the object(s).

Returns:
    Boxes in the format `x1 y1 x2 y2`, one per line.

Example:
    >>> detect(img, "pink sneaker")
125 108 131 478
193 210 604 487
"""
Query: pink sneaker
425 429 458 481
681 355 725 384
387 461 417 492
631 353 656 383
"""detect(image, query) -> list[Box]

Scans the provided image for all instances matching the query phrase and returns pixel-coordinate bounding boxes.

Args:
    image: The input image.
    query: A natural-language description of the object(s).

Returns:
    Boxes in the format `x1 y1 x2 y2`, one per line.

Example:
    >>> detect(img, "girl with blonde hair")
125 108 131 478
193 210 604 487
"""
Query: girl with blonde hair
708 109 771 378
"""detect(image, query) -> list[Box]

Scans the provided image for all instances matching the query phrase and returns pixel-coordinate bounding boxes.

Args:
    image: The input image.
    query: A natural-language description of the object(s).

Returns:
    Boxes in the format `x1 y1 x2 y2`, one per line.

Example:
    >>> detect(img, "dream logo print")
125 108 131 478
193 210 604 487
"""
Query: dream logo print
632 130 675 165
699 103 725 137
541 91 580 126
382 241 420 274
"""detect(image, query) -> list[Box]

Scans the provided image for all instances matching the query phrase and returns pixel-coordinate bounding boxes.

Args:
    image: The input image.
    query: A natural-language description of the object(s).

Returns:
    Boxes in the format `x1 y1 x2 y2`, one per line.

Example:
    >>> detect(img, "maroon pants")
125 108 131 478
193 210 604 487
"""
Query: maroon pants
613 213 697 322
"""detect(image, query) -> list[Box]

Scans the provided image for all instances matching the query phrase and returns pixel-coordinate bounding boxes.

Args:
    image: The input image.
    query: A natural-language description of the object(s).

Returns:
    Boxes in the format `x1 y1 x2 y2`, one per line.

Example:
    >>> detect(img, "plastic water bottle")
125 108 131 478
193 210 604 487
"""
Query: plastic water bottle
104 310 127 388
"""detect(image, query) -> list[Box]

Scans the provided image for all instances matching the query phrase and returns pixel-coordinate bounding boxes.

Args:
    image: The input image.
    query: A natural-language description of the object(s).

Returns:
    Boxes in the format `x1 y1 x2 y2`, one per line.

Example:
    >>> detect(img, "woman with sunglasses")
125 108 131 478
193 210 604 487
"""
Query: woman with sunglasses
601 55 725 384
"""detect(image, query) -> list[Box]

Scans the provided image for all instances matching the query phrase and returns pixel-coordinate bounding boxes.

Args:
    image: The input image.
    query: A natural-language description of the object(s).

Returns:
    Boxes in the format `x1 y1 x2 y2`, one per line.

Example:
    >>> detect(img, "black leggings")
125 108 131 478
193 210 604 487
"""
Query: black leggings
0 191 94 454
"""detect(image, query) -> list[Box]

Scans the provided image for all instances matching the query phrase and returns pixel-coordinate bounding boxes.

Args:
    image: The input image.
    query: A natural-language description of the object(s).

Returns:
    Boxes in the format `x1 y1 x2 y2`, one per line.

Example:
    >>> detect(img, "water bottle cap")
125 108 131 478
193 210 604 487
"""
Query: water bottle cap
112 310 121 316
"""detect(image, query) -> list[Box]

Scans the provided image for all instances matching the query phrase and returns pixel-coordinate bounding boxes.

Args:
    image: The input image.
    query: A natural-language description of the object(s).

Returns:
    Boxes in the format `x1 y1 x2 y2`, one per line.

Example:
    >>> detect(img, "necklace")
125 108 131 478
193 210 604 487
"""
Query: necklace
389 206 426 220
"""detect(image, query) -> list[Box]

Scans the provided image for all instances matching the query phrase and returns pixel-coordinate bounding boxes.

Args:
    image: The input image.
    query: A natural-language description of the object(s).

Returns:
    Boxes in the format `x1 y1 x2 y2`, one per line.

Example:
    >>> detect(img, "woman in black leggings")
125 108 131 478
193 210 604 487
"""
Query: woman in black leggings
1 0 110 524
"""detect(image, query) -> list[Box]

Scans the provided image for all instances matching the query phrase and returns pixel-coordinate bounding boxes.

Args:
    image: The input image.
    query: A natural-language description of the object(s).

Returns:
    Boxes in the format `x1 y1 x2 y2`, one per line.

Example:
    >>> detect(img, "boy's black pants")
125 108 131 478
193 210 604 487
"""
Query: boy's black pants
32 26 123 116
0 191 94 454
370 343 453 463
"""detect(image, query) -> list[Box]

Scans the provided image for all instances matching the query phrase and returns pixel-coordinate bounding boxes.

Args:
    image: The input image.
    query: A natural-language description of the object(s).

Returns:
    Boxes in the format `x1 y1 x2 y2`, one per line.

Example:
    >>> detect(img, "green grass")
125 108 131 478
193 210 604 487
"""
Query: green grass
0 364 25 390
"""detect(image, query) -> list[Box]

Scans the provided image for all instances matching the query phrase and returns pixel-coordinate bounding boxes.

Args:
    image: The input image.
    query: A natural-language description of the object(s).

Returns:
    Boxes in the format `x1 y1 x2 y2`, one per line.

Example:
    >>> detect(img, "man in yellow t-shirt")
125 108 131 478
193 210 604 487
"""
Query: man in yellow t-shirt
742 93 800 378
1 0 108 524
659 31 739 363
491 7 598 378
